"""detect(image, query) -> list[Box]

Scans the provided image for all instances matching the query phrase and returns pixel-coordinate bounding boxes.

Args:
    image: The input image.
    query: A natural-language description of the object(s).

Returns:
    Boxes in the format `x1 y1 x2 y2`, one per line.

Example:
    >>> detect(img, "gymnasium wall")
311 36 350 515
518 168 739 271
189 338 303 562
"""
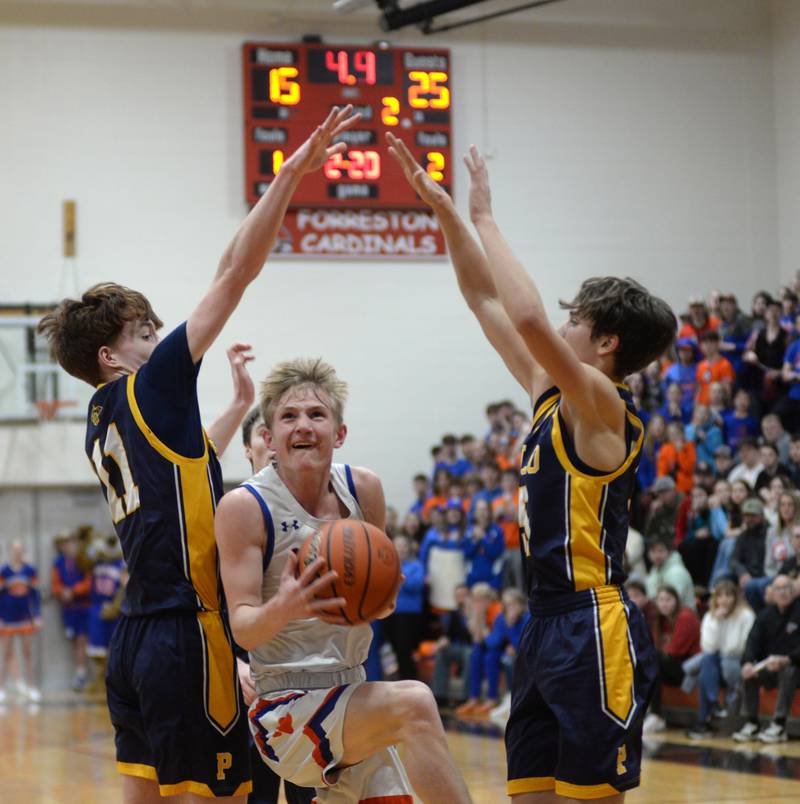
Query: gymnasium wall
0 0 782 516
772 0 800 285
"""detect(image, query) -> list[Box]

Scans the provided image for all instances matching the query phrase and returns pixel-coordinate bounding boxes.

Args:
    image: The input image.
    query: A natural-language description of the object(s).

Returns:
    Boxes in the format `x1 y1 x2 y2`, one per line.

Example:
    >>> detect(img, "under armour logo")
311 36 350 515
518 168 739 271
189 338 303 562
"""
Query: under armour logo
281 520 300 532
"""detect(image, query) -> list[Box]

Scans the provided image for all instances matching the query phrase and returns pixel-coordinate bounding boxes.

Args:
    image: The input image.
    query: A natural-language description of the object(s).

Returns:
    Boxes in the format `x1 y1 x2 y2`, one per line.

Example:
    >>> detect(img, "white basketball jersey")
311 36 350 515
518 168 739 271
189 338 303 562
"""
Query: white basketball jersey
244 463 373 693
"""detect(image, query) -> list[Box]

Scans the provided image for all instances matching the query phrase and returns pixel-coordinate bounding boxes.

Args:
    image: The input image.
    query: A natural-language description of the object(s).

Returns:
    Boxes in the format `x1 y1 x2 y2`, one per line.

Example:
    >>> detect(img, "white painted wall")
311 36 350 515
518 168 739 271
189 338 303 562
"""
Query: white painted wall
772 0 800 285
0 0 780 510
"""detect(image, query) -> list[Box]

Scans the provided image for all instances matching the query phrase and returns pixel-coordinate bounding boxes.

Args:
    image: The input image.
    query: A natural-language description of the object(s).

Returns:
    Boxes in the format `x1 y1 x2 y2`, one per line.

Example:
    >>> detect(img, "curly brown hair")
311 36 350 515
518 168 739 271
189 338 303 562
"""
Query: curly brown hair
37 283 162 386
560 276 677 379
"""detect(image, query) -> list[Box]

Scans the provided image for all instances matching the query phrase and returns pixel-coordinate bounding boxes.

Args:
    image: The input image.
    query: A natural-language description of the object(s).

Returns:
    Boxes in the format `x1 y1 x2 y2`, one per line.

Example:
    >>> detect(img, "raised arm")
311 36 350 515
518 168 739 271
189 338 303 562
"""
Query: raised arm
216 488 347 651
463 147 621 425
386 133 539 394
186 106 360 362
206 343 255 455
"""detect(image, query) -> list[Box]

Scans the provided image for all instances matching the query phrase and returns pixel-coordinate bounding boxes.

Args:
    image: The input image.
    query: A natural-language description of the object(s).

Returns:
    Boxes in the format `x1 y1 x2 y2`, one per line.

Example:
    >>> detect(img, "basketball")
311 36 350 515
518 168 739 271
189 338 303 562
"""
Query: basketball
296 519 400 625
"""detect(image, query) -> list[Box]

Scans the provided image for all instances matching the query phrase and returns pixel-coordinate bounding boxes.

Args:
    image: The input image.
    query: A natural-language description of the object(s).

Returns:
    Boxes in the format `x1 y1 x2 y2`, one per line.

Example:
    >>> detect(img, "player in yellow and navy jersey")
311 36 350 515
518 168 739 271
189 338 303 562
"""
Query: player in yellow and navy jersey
388 135 677 801
38 106 361 803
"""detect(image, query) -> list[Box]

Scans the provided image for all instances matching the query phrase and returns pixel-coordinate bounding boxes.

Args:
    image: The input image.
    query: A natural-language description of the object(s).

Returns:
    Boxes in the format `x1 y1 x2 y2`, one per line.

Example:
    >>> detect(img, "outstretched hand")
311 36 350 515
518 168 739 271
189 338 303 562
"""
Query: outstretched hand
276 550 348 624
463 145 493 224
226 342 255 408
385 132 453 210
284 105 361 176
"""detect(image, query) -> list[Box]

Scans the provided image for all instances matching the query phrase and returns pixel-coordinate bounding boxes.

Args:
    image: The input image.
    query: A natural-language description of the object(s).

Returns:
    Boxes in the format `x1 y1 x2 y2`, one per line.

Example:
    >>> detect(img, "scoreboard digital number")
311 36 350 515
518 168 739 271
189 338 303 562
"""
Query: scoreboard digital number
243 42 452 209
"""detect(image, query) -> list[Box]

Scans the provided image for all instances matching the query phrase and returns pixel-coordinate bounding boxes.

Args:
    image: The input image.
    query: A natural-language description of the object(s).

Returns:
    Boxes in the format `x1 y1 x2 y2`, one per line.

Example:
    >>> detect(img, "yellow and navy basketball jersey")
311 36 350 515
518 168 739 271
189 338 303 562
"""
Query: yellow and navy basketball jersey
84 324 223 616
518 385 643 596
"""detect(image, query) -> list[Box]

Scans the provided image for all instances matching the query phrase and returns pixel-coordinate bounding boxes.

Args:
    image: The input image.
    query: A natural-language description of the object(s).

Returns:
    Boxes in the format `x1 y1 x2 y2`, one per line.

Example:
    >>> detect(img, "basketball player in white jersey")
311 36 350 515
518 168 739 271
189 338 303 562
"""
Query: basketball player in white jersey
216 358 472 803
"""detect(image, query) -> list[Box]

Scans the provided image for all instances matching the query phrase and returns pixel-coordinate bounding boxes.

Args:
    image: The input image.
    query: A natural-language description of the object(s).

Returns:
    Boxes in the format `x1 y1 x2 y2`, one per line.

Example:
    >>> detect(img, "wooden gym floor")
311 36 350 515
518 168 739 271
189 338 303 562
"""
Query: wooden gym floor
1 696 799 803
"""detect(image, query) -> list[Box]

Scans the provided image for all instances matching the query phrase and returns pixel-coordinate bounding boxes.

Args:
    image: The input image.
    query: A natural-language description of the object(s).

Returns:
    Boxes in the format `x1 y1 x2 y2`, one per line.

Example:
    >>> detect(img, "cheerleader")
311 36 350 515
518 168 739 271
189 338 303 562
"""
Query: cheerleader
0 540 41 702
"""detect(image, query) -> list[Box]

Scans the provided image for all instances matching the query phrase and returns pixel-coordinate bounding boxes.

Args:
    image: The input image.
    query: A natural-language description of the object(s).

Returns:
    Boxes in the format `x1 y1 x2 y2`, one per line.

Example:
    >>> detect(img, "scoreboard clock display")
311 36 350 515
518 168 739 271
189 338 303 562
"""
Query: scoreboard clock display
243 42 452 208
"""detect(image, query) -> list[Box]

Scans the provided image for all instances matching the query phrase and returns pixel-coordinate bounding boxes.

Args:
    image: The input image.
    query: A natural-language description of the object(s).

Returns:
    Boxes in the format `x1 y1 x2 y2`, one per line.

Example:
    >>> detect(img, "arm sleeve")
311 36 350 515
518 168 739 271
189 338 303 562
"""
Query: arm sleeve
134 323 205 458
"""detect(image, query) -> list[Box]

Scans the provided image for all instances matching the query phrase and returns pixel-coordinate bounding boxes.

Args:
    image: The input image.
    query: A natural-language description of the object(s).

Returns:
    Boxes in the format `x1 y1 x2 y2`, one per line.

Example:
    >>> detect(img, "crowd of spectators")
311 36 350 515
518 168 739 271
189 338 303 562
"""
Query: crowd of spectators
389 285 800 737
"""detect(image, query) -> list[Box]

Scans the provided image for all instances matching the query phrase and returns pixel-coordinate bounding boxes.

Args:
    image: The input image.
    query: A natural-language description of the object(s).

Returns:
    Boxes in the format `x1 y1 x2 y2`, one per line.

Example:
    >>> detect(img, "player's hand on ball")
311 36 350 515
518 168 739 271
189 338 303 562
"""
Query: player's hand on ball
386 132 453 210
463 145 493 224
226 342 255 408
278 549 347 623
284 105 361 175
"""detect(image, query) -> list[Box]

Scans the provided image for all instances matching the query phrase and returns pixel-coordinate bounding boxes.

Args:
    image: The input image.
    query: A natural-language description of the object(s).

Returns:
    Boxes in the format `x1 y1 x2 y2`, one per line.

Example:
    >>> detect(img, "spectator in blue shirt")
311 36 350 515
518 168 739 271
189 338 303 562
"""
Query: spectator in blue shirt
723 389 760 453
471 463 503 514
457 588 530 716
663 339 699 408
464 498 505 590
409 473 429 517
434 434 474 478
687 404 723 467
382 535 426 680
658 382 693 425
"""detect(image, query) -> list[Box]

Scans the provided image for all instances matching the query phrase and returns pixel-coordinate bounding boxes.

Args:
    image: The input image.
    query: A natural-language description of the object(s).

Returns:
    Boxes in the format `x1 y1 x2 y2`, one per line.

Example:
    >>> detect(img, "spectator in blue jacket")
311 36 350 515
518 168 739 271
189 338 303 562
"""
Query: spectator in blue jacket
687 404 724 467
382 535 425 680
457 588 530 717
464 498 505 590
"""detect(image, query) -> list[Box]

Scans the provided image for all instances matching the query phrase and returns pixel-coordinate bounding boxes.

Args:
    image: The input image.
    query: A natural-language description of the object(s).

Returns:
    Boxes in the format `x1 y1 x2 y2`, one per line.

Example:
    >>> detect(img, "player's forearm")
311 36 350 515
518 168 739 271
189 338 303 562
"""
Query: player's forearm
230 597 292 652
207 400 250 457
436 203 501 310
472 214 549 335
215 166 303 286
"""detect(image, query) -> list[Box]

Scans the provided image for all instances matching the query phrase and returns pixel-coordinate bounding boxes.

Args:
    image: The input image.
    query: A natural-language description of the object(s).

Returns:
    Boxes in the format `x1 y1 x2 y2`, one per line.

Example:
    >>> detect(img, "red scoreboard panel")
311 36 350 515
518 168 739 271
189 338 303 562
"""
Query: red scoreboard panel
243 42 452 209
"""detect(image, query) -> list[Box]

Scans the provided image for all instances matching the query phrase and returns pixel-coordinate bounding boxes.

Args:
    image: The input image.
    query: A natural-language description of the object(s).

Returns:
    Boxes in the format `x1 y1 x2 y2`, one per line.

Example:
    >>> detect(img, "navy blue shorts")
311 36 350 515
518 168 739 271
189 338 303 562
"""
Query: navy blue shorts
106 611 252 797
63 607 89 639
506 585 657 800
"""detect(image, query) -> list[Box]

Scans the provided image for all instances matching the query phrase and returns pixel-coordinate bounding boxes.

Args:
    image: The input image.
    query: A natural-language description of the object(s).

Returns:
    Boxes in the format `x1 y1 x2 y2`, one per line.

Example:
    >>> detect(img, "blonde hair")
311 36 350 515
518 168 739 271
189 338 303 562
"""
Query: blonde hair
259 357 348 427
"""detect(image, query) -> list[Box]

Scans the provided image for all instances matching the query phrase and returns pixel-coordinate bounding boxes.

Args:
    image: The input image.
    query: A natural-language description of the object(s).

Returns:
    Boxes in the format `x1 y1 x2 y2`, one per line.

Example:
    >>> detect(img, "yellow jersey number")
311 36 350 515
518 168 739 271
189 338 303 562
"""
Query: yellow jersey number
518 445 539 558
90 424 141 524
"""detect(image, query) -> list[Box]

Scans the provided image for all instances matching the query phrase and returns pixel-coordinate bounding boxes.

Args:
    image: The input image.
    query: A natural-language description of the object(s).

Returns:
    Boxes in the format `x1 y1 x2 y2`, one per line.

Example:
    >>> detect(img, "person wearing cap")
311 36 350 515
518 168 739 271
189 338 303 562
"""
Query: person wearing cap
728 438 766 490
695 331 736 408
662 338 698 408
645 475 684 547
717 292 751 372
730 499 769 609
679 297 720 342
732 574 800 744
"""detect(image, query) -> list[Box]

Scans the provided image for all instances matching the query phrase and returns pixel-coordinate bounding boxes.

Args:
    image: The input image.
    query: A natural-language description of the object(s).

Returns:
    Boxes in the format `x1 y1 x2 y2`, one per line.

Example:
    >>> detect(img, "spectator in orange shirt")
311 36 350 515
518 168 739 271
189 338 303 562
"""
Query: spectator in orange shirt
695 331 735 406
679 297 720 342
657 421 697 494
422 467 452 522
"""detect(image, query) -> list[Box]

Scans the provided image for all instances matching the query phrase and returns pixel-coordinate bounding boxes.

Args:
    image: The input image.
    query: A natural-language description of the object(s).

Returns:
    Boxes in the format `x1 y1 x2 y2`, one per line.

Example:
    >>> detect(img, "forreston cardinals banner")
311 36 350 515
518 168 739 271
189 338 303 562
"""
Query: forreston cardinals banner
272 208 446 258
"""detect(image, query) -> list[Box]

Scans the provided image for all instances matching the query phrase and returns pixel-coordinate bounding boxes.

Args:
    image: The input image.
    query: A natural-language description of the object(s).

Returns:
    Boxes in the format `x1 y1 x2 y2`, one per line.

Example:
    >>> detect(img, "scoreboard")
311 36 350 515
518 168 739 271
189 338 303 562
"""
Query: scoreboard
243 42 452 209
